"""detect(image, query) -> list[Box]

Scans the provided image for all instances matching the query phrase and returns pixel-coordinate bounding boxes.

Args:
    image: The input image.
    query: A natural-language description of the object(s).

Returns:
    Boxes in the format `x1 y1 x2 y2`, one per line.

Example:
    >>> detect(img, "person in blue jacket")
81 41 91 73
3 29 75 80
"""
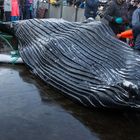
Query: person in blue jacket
84 0 99 19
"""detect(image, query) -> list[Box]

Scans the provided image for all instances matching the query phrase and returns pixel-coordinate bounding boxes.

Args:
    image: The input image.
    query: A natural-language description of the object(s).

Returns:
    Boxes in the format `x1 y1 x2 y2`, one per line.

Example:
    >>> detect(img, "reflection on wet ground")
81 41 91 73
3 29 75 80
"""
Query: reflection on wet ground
0 64 140 140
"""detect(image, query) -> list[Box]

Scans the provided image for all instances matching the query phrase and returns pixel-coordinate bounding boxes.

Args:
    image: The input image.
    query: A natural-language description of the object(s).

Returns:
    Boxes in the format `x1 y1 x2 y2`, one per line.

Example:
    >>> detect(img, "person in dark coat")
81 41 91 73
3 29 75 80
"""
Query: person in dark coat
24 0 33 19
103 0 129 35
0 0 4 20
131 0 140 49
127 0 137 27
84 0 99 19
18 0 25 19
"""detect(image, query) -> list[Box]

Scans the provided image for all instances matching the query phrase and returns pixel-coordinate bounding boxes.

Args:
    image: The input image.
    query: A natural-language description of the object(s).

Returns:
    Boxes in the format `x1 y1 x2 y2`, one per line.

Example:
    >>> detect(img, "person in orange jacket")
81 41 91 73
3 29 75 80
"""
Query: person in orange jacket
11 0 20 21
117 29 133 39
117 29 134 47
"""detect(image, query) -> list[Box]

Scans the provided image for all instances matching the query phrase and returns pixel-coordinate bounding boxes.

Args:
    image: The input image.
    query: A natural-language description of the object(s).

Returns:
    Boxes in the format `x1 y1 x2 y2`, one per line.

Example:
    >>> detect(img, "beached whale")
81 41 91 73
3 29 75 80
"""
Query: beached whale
9 18 140 109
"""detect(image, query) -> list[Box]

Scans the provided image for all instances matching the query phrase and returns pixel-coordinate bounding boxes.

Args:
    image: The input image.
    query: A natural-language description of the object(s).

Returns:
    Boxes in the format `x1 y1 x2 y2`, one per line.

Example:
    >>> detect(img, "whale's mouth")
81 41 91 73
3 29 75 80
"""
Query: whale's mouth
0 22 15 36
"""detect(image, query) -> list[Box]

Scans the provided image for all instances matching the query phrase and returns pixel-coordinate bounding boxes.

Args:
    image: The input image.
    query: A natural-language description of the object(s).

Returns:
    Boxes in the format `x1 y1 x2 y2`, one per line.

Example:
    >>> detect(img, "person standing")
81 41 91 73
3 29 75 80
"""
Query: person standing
18 0 25 20
33 0 39 18
84 0 99 19
0 0 4 20
103 0 129 35
11 0 19 21
128 0 137 27
131 0 140 49
25 0 33 19
4 0 11 21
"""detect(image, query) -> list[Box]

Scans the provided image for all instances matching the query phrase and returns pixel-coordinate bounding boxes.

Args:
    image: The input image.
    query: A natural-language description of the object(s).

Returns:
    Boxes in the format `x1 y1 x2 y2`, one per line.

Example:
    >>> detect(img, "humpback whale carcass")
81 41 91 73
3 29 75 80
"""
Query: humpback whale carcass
13 18 140 109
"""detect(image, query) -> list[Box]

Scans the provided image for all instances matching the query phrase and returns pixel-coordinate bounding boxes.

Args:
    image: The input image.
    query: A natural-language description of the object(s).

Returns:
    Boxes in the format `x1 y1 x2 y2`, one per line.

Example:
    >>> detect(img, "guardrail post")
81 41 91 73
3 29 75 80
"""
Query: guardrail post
74 7 78 22
60 0 63 18
47 2 51 18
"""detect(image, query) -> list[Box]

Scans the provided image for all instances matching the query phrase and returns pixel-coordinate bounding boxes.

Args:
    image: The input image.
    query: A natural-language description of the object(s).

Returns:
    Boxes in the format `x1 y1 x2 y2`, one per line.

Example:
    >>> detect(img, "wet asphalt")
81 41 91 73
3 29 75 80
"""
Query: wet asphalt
0 64 140 140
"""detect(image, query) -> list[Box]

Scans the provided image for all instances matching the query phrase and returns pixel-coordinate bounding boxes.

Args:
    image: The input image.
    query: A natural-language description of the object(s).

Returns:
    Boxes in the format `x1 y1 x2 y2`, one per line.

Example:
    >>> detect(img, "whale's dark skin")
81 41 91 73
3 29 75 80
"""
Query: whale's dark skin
3 18 140 110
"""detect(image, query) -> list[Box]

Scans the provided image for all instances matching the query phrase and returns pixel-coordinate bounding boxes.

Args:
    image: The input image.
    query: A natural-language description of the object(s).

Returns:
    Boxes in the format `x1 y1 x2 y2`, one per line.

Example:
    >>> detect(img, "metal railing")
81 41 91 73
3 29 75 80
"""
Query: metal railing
38 1 86 22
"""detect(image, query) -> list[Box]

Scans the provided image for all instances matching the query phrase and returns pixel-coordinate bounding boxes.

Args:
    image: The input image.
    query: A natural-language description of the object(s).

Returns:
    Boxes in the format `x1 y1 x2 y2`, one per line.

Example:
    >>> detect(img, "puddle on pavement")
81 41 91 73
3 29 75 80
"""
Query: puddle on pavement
0 64 140 140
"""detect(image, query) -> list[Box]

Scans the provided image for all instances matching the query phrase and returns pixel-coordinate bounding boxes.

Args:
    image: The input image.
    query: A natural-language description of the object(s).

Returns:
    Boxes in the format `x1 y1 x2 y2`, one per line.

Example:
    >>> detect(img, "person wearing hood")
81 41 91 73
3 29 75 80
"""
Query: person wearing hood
18 0 25 20
103 0 129 35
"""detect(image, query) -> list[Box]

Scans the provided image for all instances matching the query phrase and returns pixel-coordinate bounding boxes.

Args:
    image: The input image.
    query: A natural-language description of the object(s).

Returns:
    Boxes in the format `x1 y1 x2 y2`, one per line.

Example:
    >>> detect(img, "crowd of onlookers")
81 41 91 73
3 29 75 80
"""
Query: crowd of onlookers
0 0 140 49
49 0 140 49
102 0 140 49
0 0 39 22
64 0 140 49
0 0 101 21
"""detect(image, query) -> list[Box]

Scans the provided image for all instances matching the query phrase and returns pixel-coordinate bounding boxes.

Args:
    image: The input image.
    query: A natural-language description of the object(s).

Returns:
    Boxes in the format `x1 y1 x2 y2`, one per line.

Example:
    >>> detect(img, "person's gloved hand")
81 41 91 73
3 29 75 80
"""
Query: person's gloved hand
117 33 121 38
126 25 130 30
115 17 123 24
